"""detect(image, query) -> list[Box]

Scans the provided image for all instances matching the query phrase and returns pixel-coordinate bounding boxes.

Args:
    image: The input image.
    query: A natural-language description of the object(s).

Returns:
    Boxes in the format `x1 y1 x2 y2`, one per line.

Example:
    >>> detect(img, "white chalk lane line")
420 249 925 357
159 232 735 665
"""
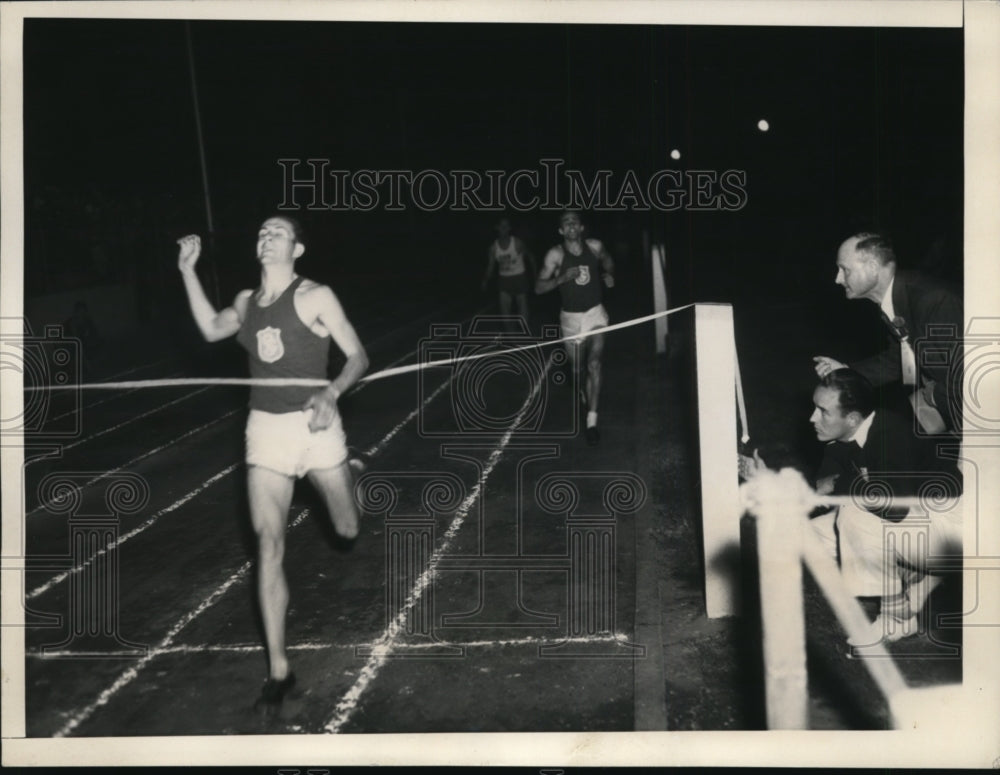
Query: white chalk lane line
31 632 632 659
32 323 499 734
47 370 185 422
36 370 461 733
51 506 312 738
25 366 457 604
26 461 242 600
26 407 242 518
322 352 556 733
26 386 214 467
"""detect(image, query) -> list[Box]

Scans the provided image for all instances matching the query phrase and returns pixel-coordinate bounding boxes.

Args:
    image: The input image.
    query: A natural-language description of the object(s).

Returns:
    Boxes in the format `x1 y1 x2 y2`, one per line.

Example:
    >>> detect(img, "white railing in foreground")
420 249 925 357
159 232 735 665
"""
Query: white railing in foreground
741 466 961 730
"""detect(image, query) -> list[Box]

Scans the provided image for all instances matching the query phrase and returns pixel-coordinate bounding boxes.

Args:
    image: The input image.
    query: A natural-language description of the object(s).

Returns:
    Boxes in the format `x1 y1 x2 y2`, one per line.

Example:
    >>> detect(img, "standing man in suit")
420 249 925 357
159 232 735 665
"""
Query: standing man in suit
813 232 963 435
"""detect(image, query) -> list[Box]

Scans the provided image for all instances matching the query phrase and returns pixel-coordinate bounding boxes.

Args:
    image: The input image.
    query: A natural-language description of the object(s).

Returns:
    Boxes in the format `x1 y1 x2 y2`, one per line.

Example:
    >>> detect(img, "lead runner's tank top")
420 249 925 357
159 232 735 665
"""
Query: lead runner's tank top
236 276 329 413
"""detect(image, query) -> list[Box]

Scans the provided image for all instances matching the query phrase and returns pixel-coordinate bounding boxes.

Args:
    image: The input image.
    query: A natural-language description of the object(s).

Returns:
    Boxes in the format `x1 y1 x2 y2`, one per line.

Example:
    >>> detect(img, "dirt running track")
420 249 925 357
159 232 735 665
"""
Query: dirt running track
21 270 664 736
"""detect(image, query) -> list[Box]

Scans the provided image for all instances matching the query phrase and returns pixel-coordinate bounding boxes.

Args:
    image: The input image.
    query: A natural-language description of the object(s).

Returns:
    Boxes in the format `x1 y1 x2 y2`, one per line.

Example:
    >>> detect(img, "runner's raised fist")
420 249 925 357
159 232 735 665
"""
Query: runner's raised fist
177 234 202 273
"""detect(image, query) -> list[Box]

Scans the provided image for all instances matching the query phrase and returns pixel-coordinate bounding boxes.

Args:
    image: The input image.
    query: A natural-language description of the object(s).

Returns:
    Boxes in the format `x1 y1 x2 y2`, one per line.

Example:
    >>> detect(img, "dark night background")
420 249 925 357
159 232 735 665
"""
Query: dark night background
23 19 963 342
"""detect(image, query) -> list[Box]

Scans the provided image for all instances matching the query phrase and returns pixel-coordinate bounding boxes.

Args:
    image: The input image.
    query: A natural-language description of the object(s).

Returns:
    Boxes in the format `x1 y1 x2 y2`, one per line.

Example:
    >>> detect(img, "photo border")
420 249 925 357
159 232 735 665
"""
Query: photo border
2 0 997 768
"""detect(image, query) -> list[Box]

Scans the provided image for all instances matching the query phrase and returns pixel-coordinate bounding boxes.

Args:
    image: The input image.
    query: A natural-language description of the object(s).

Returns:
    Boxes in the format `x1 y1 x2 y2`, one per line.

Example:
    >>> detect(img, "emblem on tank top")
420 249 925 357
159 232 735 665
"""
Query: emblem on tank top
575 265 590 285
256 326 284 363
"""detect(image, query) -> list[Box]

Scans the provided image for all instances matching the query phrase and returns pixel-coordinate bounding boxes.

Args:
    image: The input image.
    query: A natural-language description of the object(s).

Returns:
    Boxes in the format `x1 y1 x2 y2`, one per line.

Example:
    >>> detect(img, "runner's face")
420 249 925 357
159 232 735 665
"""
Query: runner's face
559 214 583 240
257 218 300 263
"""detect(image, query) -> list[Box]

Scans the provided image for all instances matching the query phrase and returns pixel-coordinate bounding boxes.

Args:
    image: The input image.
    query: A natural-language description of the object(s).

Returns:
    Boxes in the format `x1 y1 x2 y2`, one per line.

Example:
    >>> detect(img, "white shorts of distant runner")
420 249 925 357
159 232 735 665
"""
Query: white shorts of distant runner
560 303 609 341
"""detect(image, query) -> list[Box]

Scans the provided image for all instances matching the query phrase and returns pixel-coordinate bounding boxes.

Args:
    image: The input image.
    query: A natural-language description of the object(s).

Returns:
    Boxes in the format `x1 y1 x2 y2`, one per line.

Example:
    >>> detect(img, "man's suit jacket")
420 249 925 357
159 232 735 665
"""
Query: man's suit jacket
852 270 963 432
817 410 962 520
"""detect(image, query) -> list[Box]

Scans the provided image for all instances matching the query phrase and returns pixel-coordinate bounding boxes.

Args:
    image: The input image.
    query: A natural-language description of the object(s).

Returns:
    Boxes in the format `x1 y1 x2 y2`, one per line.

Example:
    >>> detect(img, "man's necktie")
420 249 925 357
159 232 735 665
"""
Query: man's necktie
880 312 917 386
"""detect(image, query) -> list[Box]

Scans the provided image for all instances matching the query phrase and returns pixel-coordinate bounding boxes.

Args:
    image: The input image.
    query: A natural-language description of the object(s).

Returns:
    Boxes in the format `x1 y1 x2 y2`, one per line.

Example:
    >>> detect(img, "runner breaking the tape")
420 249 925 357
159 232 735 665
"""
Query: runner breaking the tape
535 210 614 445
177 216 369 711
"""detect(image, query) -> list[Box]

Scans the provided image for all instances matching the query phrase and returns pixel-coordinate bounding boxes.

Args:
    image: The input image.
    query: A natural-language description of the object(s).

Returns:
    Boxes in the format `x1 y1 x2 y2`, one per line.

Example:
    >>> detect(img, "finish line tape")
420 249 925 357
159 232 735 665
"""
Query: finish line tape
22 303 698 392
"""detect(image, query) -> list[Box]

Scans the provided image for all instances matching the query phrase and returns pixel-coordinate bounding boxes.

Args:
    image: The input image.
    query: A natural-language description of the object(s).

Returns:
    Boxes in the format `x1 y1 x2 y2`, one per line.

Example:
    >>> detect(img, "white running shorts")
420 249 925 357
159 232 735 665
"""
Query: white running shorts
245 408 348 478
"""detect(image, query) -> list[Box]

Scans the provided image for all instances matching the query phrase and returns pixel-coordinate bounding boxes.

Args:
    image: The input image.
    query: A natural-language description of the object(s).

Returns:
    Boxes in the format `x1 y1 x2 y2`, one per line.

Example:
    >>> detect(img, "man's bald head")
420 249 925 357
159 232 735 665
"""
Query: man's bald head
834 231 896 304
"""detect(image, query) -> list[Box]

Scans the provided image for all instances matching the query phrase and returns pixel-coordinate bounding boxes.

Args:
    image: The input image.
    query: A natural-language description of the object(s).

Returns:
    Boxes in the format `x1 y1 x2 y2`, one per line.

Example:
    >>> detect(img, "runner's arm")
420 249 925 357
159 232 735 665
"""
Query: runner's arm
303 286 369 432
535 247 579 294
314 286 369 399
177 234 245 341
590 239 615 289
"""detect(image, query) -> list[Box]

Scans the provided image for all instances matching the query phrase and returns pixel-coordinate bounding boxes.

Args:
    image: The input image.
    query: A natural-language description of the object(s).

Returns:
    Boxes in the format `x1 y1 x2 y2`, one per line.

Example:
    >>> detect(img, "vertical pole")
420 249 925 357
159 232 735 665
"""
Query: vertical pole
734 345 750 445
185 21 220 307
642 228 651 336
694 303 742 617
651 244 668 353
